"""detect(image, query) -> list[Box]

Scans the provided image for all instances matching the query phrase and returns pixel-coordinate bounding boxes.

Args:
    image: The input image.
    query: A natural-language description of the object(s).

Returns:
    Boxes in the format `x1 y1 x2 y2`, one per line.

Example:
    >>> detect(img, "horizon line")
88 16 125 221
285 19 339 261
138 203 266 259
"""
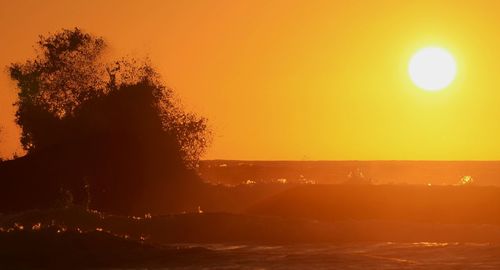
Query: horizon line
201 159 500 162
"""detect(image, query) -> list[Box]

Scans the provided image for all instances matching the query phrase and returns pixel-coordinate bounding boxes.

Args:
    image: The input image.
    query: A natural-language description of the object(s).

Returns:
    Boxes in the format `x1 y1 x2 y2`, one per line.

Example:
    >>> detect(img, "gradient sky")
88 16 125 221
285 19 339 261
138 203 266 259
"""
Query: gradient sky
1 0 500 160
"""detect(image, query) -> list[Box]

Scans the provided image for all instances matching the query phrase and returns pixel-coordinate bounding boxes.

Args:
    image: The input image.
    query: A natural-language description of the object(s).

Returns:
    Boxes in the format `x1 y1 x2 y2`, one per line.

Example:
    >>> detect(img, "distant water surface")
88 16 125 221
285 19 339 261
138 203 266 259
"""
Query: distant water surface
199 160 500 186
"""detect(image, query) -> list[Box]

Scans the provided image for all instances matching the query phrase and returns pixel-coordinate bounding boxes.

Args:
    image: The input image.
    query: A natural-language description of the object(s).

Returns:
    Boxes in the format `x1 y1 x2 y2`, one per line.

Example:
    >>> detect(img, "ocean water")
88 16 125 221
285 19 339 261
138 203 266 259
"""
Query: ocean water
169 242 500 270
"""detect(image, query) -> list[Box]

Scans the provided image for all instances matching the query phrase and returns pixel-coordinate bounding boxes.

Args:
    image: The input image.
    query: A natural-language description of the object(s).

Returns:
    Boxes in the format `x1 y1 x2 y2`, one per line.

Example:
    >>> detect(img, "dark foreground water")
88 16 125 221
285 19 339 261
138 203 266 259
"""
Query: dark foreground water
168 242 500 270
3 209 500 269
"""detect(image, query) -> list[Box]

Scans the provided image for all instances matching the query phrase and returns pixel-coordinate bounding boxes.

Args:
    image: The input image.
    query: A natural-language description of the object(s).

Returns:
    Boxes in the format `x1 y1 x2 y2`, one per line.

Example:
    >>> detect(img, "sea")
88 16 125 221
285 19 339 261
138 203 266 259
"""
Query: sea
168 242 500 269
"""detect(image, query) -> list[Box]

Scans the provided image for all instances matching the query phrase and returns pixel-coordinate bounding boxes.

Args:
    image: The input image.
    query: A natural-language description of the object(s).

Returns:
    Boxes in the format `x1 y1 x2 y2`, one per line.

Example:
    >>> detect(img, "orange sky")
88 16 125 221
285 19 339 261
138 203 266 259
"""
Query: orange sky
2 0 500 160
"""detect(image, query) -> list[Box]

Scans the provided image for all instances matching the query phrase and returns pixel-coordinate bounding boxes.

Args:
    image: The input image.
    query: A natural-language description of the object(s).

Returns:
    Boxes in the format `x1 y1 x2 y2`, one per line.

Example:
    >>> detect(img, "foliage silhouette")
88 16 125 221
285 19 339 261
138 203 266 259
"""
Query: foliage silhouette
1 28 210 214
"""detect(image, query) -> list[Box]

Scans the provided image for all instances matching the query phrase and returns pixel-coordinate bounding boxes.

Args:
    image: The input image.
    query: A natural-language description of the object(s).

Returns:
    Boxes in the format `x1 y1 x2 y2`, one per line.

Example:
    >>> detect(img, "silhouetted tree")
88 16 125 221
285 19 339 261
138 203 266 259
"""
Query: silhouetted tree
5 28 210 214
9 28 208 163
0 127 2 162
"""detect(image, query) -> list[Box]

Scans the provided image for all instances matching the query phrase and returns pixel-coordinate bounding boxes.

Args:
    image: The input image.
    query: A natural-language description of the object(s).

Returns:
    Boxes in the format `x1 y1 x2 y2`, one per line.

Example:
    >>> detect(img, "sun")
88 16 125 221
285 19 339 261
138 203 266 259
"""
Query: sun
408 47 457 91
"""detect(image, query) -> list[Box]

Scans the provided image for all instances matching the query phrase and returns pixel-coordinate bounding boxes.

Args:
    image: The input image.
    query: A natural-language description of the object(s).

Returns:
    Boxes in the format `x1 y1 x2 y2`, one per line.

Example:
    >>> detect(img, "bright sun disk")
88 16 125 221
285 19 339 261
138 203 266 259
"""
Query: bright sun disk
409 47 457 91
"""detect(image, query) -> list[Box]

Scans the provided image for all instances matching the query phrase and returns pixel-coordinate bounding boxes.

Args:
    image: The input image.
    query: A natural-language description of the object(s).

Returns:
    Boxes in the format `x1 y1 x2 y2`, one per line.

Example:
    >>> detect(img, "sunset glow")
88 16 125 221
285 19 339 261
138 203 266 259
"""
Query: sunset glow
2 2 500 269
1 1 500 160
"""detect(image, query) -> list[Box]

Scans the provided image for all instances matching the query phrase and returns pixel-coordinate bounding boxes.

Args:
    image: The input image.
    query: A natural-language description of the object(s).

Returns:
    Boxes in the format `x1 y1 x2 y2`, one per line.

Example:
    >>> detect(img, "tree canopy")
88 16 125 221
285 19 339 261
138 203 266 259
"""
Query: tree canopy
5 28 210 213
9 28 209 163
